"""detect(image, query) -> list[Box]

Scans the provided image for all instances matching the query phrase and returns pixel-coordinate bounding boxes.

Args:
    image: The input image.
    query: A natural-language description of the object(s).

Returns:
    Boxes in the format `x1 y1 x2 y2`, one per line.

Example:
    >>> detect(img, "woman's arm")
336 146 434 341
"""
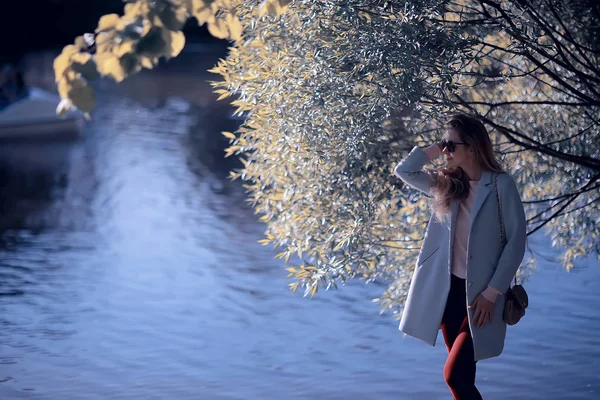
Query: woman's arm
487 174 527 293
394 144 442 195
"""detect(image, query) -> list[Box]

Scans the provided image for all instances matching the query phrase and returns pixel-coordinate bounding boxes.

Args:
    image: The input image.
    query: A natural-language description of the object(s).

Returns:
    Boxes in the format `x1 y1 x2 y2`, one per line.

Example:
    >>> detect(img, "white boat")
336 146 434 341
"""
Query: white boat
0 87 84 141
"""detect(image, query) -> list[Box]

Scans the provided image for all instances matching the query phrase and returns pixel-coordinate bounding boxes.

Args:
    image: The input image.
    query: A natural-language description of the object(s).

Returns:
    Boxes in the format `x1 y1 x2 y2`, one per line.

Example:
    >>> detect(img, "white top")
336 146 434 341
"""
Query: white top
451 180 480 279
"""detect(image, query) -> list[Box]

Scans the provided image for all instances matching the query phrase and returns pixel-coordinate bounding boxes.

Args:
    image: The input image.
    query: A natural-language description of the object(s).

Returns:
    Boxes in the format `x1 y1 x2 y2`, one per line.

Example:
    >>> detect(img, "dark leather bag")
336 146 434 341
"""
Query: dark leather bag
494 173 528 326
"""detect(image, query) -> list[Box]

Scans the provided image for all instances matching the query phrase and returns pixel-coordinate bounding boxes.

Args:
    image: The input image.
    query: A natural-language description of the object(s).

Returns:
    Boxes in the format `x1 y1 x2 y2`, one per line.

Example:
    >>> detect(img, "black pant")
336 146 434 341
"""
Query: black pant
440 273 483 400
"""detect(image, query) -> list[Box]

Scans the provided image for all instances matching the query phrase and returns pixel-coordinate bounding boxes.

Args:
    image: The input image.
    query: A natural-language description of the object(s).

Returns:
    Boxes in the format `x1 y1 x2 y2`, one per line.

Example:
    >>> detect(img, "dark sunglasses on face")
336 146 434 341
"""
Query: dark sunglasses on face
440 139 468 153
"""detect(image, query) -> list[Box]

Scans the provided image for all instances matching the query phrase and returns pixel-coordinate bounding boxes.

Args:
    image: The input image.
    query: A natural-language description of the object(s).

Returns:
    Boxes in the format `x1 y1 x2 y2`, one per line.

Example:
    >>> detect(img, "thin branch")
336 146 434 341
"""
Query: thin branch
523 183 600 204
459 100 589 107
455 97 600 172
477 0 600 105
544 122 596 146
556 195 600 218
527 172 600 236
518 0 600 89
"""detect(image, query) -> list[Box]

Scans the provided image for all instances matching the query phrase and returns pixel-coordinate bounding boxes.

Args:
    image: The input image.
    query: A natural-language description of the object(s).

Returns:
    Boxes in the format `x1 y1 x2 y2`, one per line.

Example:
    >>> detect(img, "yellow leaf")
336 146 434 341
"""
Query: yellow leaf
207 65 224 74
114 41 135 57
221 131 236 139
57 78 71 99
288 282 299 293
96 14 120 33
53 53 72 82
225 13 243 41
260 0 280 17
139 56 155 69
168 30 186 57
192 0 217 25
217 91 230 101
207 18 229 40
224 145 240 157
95 31 117 54
124 2 143 18
74 36 89 51
96 53 127 82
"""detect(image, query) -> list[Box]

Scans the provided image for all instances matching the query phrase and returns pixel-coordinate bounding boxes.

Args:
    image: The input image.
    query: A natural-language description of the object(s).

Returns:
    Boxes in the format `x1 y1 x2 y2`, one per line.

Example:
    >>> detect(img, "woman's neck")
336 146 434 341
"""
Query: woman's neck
462 163 483 181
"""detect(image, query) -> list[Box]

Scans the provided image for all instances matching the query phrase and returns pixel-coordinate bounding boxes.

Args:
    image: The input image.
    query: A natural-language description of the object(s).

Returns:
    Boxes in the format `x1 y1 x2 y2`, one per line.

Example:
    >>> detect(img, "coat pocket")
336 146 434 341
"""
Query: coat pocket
418 245 440 266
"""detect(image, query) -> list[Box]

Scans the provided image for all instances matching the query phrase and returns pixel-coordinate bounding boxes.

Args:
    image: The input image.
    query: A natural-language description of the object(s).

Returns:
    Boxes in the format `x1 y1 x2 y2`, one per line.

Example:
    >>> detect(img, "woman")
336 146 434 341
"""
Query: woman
393 114 527 399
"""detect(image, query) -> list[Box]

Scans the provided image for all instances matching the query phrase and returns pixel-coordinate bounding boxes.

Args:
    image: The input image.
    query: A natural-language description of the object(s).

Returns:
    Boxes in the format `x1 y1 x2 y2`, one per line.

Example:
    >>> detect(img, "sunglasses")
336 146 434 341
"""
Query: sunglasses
440 139 468 153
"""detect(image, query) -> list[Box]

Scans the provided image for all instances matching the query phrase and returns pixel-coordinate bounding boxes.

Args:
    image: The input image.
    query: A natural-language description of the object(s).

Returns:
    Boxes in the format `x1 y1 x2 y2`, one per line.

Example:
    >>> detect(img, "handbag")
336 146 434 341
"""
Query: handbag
494 173 529 326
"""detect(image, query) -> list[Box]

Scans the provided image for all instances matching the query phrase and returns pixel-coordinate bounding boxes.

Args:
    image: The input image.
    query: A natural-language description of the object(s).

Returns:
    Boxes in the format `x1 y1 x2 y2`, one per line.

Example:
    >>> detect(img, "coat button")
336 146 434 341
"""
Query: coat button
467 281 473 287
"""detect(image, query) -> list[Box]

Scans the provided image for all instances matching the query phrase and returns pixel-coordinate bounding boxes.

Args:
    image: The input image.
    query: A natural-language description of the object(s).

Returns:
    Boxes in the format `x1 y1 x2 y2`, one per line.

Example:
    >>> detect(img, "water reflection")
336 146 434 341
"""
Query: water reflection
0 50 599 400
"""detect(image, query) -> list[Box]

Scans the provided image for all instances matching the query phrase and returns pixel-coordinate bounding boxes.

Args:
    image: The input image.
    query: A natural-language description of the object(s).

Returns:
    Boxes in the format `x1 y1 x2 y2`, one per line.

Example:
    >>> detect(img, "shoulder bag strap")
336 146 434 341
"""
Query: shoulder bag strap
494 173 518 287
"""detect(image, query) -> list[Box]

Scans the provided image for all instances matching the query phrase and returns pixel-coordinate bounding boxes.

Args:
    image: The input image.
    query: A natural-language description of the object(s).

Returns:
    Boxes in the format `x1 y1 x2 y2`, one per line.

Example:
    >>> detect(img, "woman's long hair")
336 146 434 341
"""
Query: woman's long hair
430 114 504 223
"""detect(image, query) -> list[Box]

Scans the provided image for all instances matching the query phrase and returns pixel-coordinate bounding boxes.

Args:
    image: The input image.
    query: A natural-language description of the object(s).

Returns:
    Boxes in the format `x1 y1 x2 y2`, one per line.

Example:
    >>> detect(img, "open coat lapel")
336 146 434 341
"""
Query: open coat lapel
448 169 494 265
450 169 494 232
468 169 494 232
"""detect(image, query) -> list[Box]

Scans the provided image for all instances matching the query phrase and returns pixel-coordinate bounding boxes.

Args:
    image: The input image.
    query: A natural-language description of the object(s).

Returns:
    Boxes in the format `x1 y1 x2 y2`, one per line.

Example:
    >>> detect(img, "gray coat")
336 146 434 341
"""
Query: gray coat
394 145 527 361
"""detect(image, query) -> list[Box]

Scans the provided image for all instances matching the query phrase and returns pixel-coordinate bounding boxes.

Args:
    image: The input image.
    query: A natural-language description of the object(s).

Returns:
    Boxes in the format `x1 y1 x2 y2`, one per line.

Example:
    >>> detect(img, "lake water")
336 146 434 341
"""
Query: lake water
0 49 599 399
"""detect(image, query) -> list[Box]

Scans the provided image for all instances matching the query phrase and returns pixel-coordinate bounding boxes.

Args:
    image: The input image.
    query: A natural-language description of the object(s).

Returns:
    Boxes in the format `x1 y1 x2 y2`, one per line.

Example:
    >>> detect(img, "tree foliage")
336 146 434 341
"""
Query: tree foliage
53 0 291 114
56 0 600 317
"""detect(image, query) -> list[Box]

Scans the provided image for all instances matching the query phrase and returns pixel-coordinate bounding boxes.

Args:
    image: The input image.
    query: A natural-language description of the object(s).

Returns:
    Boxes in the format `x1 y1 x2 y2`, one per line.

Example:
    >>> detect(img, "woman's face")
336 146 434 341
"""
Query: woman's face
442 128 473 169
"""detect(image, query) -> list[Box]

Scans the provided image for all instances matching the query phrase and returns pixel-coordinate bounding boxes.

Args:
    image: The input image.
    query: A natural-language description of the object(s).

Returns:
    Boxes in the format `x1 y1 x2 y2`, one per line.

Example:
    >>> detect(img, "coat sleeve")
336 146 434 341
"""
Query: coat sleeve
488 174 527 293
394 145 437 195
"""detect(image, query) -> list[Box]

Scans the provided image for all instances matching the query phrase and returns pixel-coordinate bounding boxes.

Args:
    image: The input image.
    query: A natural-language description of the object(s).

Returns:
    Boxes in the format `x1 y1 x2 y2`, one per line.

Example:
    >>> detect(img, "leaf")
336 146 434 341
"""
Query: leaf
135 28 167 57
221 131 236 139
95 31 117 53
53 53 72 82
259 0 280 17
68 79 96 113
216 90 230 101
139 56 157 69
124 2 143 18
114 40 135 57
288 282 299 293
225 13 243 41
57 78 71 99
120 53 141 75
167 30 186 57
96 14 120 33
74 35 89 51
207 18 229 40
192 0 216 25
71 53 99 81
157 5 189 31
96 53 127 82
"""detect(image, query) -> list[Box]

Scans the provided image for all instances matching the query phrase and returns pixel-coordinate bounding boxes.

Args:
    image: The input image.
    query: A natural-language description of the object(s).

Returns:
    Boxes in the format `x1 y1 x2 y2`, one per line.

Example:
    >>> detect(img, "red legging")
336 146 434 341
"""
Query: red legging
440 273 483 400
